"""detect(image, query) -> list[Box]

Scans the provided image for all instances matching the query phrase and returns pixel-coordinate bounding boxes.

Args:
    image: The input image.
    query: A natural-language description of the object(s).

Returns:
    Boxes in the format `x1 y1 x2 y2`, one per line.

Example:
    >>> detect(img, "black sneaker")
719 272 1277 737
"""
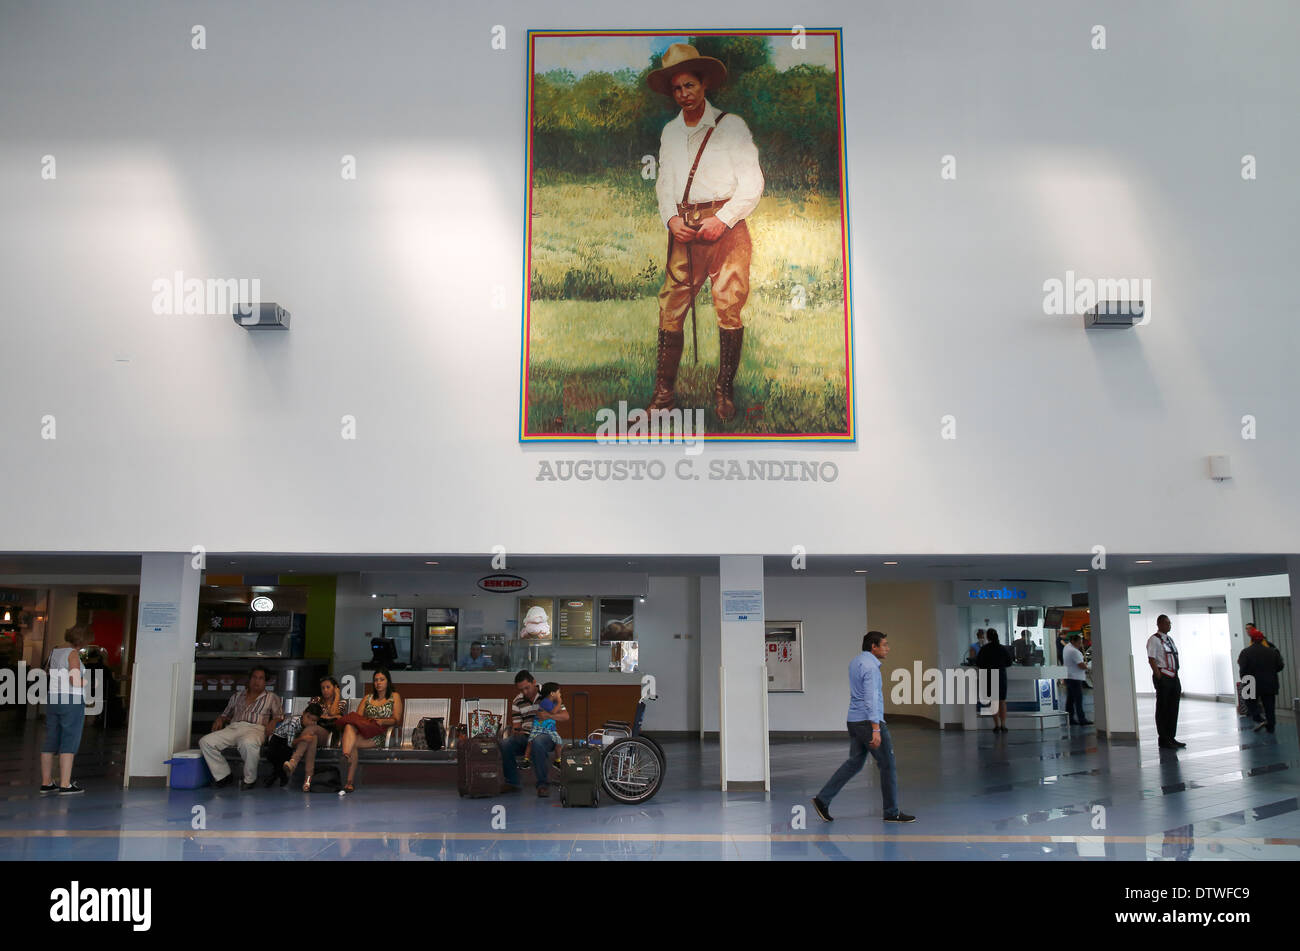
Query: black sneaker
239 780 258 791
537 785 550 798
57 782 85 796
883 812 916 823
1171 739 1187 748
1079 720 1094 725
1253 722 1268 732
811 797 833 822
212 775 233 788
39 783 59 795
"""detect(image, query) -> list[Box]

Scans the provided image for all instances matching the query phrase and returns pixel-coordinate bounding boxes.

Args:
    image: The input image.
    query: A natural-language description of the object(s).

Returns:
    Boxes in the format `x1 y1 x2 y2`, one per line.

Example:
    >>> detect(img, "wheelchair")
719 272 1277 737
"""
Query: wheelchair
587 695 666 804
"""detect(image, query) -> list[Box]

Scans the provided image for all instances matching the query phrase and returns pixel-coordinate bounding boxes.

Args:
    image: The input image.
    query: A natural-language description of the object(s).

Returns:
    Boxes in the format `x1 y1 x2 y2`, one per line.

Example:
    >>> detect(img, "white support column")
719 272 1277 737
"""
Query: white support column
124 553 202 785
1088 571 1139 740
1287 557 1300 721
718 556 767 788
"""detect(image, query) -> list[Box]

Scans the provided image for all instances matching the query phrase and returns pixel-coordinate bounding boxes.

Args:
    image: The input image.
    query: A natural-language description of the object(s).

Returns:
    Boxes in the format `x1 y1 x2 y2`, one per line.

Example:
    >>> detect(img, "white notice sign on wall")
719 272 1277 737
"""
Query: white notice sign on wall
140 601 180 635
722 589 763 622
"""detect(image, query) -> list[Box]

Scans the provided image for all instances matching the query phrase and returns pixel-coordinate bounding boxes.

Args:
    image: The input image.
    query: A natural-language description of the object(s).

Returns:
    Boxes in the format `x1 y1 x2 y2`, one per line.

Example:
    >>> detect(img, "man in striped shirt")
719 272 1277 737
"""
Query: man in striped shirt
499 670 569 797
199 666 283 789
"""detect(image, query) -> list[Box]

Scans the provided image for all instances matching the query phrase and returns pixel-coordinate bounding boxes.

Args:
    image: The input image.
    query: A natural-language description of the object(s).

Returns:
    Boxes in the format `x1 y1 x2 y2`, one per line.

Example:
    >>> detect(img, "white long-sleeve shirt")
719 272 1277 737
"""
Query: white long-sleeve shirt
655 100 764 229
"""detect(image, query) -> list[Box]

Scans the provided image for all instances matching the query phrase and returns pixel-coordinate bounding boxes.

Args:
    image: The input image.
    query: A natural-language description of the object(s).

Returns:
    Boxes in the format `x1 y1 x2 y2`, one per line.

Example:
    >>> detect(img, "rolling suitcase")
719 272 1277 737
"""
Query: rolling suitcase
559 691 600 807
457 698 504 798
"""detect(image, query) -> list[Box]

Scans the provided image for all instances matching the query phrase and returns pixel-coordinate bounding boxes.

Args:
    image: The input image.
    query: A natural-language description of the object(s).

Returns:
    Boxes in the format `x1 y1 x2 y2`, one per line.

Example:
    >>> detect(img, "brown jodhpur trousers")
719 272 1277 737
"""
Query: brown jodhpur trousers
656 220 752 333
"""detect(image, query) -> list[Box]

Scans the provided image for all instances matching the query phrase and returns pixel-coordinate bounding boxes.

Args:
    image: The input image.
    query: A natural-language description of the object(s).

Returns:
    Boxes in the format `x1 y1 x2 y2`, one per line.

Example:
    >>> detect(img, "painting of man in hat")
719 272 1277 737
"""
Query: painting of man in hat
646 42 763 420
522 31 853 441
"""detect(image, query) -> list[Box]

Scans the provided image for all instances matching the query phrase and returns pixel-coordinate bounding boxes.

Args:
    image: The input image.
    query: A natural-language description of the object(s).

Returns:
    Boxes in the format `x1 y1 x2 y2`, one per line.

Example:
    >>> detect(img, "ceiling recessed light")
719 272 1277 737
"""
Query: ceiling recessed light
371 594 377 598
1135 560 1153 564
425 561 439 566
883 561 899 566
1075 569 1089 573
854 570 868 574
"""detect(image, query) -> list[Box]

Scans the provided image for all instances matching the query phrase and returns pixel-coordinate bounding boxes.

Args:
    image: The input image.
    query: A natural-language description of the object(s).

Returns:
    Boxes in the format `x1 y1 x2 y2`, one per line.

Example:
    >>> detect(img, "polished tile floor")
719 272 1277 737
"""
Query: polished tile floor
0 698 1295 860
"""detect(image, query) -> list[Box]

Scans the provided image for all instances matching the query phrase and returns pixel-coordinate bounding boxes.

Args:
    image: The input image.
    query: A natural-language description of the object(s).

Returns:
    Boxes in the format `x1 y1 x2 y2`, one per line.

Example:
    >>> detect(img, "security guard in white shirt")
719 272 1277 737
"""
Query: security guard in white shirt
1146 614 1185 749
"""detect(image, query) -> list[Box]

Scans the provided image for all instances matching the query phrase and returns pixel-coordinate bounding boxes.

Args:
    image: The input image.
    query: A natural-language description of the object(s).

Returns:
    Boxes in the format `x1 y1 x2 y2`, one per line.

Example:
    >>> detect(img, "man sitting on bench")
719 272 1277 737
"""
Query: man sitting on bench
199 666 283 790
499 670 569 798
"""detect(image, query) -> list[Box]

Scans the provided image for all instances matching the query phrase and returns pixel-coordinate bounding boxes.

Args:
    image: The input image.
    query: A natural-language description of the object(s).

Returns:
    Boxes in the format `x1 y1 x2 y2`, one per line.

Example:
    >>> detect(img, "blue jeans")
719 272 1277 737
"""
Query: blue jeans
817 721 899 817
499 732 558 787
1065 679 1086 722
42 699 85 754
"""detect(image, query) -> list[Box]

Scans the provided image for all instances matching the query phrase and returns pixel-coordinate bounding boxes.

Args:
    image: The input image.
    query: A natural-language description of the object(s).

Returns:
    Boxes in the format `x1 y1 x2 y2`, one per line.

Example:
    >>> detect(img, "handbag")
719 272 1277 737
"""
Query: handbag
335 711 385 739
412 717 445 751
468 709 502 739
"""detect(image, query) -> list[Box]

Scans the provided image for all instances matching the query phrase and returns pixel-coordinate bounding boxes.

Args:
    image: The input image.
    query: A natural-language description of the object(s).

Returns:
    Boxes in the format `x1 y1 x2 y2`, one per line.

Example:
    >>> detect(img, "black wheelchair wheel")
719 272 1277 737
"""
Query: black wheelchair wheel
638 733 668 784
600 737 664 804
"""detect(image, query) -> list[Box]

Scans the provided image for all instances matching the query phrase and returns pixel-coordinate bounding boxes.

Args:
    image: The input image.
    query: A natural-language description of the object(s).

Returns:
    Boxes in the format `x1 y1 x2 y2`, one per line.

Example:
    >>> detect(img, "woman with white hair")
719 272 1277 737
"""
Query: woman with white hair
40 625 89 794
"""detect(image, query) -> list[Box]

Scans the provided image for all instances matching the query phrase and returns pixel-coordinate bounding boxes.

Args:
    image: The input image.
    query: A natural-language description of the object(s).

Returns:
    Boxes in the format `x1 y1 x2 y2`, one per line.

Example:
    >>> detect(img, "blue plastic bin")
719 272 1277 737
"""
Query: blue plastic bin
164 751 212 789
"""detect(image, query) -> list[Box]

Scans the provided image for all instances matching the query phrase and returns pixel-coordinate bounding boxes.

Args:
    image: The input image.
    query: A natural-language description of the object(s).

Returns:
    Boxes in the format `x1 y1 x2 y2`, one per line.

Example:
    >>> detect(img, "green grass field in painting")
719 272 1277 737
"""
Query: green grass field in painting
525 173 850 436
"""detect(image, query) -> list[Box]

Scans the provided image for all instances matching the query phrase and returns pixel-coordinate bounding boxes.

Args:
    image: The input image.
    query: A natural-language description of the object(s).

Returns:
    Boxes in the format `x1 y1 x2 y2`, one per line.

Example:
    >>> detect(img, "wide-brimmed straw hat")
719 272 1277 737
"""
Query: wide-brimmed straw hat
647 43 727 97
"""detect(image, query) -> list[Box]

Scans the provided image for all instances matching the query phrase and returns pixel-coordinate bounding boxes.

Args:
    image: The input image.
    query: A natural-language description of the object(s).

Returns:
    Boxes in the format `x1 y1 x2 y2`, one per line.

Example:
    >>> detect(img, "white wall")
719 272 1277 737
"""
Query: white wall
3 2 1299 556
700 575 870 733
1130 576 1291 696
766 577 868 731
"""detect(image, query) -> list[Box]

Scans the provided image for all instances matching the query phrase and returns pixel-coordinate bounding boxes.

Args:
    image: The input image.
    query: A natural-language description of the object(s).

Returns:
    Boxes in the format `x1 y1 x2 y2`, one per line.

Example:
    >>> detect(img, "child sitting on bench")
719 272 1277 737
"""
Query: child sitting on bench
525 683 564 767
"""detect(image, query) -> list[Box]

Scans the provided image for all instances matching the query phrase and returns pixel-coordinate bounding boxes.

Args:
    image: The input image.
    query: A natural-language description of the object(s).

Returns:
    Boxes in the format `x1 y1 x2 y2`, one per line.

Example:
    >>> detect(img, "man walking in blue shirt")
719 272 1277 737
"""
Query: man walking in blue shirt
812 631 915 823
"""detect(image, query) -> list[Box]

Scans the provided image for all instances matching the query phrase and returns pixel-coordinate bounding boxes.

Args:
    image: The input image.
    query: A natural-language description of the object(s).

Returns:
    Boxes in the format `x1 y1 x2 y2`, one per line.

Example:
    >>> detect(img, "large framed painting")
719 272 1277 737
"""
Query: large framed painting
521 30 854 442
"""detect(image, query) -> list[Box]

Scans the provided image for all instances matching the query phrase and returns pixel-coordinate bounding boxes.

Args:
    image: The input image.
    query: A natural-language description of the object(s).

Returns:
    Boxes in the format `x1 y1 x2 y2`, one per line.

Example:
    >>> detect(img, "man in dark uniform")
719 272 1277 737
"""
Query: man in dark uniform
646 43 765 421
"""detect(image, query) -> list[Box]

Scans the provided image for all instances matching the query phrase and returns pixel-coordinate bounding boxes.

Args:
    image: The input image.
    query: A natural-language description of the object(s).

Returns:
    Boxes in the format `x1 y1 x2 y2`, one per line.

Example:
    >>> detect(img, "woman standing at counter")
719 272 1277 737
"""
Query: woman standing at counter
337 668 403 795
976 632 1012 733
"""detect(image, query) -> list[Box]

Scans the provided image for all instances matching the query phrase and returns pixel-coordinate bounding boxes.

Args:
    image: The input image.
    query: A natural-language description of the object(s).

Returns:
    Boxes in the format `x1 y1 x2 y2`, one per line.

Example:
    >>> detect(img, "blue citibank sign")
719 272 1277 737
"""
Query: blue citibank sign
968 587 1028 600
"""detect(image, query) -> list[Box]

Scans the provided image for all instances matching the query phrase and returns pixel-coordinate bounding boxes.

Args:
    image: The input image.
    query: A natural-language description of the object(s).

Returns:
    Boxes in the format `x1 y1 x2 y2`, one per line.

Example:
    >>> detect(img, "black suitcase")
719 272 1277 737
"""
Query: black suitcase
457 699 503 798
559 691 600 807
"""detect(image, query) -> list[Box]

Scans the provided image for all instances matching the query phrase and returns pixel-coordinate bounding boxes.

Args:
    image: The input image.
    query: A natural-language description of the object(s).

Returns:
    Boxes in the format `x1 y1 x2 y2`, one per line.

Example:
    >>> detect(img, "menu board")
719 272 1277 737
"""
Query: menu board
599 598 635 645
518 597 555 642
556 597 594 641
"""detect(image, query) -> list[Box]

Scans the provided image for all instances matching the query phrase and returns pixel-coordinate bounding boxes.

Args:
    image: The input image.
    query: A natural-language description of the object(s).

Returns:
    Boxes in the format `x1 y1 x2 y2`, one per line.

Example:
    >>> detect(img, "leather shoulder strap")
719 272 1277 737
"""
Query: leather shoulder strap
681 111 729 204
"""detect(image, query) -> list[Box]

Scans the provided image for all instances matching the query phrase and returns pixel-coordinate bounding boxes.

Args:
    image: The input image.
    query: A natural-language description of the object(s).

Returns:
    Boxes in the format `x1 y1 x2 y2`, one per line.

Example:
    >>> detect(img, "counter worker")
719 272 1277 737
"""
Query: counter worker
461 641 494 670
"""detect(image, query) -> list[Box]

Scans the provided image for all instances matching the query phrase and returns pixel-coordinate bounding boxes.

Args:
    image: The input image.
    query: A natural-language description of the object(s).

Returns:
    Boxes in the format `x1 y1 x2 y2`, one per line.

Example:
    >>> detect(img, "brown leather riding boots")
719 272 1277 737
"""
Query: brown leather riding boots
715 327 744 421
648 328 685 411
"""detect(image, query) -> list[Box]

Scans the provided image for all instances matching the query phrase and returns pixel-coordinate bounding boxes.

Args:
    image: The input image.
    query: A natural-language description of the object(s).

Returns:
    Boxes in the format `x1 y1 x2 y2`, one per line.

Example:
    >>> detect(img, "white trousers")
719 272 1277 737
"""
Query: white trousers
199 721 265 784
